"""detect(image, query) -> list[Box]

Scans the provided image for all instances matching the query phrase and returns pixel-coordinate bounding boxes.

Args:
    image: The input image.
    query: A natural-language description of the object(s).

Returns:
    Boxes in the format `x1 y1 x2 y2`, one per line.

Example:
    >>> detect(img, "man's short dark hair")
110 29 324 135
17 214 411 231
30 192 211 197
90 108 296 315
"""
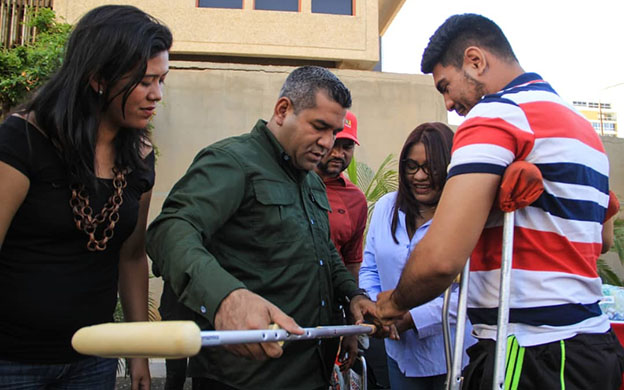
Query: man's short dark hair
279 66 352 113
421 13 518 74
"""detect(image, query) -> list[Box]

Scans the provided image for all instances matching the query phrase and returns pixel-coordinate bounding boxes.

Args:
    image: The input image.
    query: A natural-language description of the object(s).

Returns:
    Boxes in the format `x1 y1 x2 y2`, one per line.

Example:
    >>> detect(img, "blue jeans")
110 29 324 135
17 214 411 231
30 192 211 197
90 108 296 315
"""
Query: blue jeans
0 356 117 390
387 355 446 390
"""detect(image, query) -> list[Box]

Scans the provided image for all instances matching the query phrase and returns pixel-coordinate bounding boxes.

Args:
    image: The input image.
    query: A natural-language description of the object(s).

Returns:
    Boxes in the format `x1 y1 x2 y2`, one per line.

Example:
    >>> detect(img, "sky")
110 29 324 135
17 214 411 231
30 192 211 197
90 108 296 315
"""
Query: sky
381 0 624 125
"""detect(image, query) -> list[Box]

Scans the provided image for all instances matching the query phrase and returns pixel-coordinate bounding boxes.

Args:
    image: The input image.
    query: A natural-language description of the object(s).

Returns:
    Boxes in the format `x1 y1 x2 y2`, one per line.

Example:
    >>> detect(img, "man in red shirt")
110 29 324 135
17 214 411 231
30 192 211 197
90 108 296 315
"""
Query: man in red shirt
315 110 367 282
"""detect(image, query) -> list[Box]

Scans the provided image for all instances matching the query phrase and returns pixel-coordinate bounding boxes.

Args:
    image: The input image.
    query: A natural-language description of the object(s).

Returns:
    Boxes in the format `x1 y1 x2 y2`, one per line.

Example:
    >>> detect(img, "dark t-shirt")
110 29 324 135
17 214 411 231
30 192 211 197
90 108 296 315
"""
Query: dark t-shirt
0 115 155 363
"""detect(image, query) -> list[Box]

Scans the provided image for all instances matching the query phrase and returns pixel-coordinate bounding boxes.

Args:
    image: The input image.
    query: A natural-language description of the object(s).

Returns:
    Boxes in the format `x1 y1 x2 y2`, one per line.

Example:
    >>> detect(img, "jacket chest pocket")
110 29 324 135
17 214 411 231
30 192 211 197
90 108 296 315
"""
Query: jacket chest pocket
251 179 304 243
308 188 331 235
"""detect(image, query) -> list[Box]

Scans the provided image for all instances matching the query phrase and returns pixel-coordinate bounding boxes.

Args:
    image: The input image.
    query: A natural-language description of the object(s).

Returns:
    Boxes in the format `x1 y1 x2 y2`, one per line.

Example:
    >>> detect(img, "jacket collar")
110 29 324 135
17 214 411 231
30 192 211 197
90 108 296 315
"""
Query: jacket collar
251 119 308 182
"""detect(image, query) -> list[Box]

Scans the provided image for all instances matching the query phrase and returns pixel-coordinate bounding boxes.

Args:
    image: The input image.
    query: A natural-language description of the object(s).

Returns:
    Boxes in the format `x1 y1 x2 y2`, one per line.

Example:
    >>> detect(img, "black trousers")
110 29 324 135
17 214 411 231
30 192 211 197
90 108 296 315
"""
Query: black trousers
192 377 237 390
462 330 624 390
159 283 196 390
191 377 327 390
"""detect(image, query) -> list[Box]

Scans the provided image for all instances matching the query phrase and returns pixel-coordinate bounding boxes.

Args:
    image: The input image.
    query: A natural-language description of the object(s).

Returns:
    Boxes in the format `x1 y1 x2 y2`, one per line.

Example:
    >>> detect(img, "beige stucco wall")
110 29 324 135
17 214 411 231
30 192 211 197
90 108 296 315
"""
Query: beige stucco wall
602 136 624 219
146 62 624 229
53 0 382 69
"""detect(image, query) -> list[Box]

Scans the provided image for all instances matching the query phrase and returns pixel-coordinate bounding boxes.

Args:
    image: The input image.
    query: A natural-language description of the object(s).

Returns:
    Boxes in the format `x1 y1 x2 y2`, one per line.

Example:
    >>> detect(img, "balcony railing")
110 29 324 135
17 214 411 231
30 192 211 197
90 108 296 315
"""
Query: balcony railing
1 0 53 49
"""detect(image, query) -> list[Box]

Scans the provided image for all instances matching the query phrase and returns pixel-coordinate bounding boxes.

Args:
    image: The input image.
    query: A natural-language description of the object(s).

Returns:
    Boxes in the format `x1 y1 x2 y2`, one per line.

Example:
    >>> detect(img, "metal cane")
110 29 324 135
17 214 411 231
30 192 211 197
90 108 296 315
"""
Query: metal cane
71 321 376 359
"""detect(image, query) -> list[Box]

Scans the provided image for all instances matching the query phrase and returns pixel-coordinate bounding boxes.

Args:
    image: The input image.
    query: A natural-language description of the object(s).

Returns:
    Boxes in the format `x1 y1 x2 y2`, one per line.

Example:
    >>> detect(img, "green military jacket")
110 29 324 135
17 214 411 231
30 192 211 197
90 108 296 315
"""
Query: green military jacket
147 120 359 389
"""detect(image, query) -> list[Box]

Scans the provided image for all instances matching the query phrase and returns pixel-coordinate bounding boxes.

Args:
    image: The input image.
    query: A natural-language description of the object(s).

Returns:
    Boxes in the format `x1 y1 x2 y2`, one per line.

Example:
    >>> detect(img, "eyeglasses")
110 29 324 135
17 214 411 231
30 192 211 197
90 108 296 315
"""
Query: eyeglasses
403 159 431 175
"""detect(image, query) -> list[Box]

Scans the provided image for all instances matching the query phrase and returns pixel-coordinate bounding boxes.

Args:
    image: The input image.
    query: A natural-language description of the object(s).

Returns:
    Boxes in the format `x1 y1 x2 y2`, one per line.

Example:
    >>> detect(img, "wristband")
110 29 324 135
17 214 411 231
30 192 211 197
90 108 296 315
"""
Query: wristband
346 288 370 302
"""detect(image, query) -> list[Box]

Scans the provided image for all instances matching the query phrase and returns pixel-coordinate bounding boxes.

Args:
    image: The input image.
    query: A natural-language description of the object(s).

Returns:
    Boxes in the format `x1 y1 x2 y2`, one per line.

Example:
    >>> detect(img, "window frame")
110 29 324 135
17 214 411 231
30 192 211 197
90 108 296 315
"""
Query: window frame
197 0 244 9
253 0 301 12
311 0 355 16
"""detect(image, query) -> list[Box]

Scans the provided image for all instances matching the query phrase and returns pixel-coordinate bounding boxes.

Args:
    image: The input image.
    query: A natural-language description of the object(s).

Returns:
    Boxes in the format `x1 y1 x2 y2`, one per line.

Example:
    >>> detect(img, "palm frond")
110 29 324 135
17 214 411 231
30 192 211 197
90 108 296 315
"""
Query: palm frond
597 259 624 286
362 154 397 199
346 157 358 186
355 162 375 196
348 154 399 243
612 220 624 265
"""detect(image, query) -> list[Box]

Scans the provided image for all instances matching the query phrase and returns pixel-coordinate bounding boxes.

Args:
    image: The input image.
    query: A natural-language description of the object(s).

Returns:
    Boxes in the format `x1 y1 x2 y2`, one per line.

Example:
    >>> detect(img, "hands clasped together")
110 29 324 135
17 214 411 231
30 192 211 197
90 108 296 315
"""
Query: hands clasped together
213 288 412 369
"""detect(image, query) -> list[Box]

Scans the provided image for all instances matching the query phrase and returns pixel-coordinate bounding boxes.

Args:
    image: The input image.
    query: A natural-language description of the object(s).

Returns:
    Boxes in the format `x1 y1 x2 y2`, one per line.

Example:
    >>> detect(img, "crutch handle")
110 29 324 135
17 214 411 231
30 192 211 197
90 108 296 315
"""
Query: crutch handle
72 321 202 359
497 161 543 212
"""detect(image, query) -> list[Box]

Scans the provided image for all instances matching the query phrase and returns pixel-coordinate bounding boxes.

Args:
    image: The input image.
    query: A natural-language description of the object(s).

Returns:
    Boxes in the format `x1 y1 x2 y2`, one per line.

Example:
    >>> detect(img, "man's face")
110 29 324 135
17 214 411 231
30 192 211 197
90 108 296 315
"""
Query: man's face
316 138 355 178
281 91 346 171
432 63 487 117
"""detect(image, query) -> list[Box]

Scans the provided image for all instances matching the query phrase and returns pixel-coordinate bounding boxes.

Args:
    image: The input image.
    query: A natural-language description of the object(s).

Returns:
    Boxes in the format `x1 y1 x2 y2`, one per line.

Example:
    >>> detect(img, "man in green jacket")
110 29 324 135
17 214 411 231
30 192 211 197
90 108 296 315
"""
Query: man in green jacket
146 66 376 390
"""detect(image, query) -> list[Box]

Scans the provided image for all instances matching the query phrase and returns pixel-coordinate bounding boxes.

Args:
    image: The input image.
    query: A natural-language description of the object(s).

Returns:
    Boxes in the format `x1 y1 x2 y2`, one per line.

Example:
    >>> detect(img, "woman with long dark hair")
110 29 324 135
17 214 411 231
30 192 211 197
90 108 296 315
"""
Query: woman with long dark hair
360 122 475 389
0 5 172 389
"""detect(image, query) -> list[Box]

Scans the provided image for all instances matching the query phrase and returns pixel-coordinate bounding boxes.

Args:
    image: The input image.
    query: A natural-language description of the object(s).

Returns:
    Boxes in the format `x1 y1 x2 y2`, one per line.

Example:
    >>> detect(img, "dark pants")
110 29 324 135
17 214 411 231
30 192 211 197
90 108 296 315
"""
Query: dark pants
463 330 624 390
192 377 237 390
0 356 116 390
363 337 390 389
192 377 326 390
165 358 188 390
386 355 445 390
159 282 196 390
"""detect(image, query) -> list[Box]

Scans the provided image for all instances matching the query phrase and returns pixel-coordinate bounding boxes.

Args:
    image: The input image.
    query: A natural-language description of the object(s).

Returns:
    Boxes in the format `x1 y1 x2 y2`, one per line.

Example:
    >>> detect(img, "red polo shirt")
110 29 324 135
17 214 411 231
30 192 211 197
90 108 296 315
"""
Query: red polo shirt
323 174 368 265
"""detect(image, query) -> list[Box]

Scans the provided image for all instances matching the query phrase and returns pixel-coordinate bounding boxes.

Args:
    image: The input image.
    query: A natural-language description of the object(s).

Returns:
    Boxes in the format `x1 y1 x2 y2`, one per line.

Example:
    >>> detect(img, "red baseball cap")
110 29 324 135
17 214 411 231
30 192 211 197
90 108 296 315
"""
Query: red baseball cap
337 111 359 145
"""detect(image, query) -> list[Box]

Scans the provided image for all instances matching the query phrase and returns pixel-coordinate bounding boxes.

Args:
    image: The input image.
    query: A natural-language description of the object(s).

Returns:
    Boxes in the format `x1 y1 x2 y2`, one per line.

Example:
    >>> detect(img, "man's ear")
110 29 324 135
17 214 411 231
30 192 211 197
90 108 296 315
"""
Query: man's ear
273 97 292 126
463 46 488 76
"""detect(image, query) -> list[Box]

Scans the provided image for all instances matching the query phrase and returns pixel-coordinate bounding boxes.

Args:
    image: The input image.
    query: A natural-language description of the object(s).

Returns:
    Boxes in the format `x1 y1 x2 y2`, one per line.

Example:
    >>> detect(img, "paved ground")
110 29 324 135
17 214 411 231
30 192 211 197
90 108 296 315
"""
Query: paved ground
115 359 193 390
115 377 191 389
114 356 389 389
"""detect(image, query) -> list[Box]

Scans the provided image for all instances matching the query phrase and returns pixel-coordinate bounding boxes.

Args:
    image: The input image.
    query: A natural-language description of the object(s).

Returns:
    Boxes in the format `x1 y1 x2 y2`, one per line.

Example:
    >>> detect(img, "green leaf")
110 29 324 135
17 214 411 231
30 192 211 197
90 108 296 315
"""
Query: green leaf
346 155 358 185
0 8 70 118
349 154 398 243
597 259 624 286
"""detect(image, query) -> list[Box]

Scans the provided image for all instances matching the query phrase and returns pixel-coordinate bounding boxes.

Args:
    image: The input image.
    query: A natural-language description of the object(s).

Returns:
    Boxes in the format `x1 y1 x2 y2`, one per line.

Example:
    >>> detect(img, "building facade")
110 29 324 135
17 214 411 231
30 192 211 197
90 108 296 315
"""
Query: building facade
573 100 618 137
54 0 405 70
50 0 450 226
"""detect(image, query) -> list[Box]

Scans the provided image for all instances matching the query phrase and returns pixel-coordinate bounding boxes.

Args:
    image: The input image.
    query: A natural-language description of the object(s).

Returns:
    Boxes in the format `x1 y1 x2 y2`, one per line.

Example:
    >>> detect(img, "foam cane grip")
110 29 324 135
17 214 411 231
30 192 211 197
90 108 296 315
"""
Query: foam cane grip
71 321 202 358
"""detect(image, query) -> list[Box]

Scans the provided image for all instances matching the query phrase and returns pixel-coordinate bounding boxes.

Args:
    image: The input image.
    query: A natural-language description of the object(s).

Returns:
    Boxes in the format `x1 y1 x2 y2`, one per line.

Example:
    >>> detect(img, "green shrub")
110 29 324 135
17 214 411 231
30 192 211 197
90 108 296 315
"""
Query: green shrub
0 8 71 117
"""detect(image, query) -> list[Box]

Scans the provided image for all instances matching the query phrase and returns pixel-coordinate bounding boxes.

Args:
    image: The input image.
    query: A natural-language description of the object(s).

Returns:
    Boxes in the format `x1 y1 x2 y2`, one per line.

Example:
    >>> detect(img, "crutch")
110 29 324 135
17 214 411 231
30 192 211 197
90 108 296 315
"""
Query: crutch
442 161 544 390
71 321 376 359
443 259 470 390
359 354 368 390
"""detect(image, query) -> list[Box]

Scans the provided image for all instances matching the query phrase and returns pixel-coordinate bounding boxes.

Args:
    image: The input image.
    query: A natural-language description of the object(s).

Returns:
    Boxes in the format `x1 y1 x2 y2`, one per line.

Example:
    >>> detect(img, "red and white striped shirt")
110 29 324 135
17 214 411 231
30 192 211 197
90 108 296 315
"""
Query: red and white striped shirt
449 73 611 346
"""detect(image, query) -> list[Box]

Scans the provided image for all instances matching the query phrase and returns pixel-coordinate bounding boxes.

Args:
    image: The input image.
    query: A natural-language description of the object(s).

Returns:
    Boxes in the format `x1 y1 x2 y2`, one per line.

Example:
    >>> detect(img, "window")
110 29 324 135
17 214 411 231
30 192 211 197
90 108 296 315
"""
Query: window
312 0 353 15
255 0 298 11
198 0 243 9
591 122 601 132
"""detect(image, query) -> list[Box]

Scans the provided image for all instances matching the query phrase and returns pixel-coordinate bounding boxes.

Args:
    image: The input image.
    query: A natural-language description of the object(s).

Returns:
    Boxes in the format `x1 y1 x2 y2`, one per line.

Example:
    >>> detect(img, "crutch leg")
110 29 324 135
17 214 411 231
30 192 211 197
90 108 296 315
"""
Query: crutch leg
442 285 453 378
492 211 515 390
360 354 368 390
444 260 471 390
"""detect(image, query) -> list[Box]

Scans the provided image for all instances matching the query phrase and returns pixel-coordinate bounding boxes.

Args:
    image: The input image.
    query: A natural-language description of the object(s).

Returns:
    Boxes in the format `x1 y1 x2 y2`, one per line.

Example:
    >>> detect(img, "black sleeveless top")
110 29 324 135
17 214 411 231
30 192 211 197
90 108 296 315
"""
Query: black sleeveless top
0 115 155 363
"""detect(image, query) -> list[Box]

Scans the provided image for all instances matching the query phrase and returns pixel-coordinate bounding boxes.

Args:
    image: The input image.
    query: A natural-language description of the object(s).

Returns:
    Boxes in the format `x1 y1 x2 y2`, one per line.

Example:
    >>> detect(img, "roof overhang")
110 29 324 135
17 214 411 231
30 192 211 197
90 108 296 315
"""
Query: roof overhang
378 0 406 36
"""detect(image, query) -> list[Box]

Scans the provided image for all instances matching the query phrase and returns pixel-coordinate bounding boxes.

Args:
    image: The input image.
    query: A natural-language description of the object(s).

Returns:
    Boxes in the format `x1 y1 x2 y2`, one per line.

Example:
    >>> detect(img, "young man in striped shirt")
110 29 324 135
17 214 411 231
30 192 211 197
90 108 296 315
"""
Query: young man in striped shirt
376 13 624 389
